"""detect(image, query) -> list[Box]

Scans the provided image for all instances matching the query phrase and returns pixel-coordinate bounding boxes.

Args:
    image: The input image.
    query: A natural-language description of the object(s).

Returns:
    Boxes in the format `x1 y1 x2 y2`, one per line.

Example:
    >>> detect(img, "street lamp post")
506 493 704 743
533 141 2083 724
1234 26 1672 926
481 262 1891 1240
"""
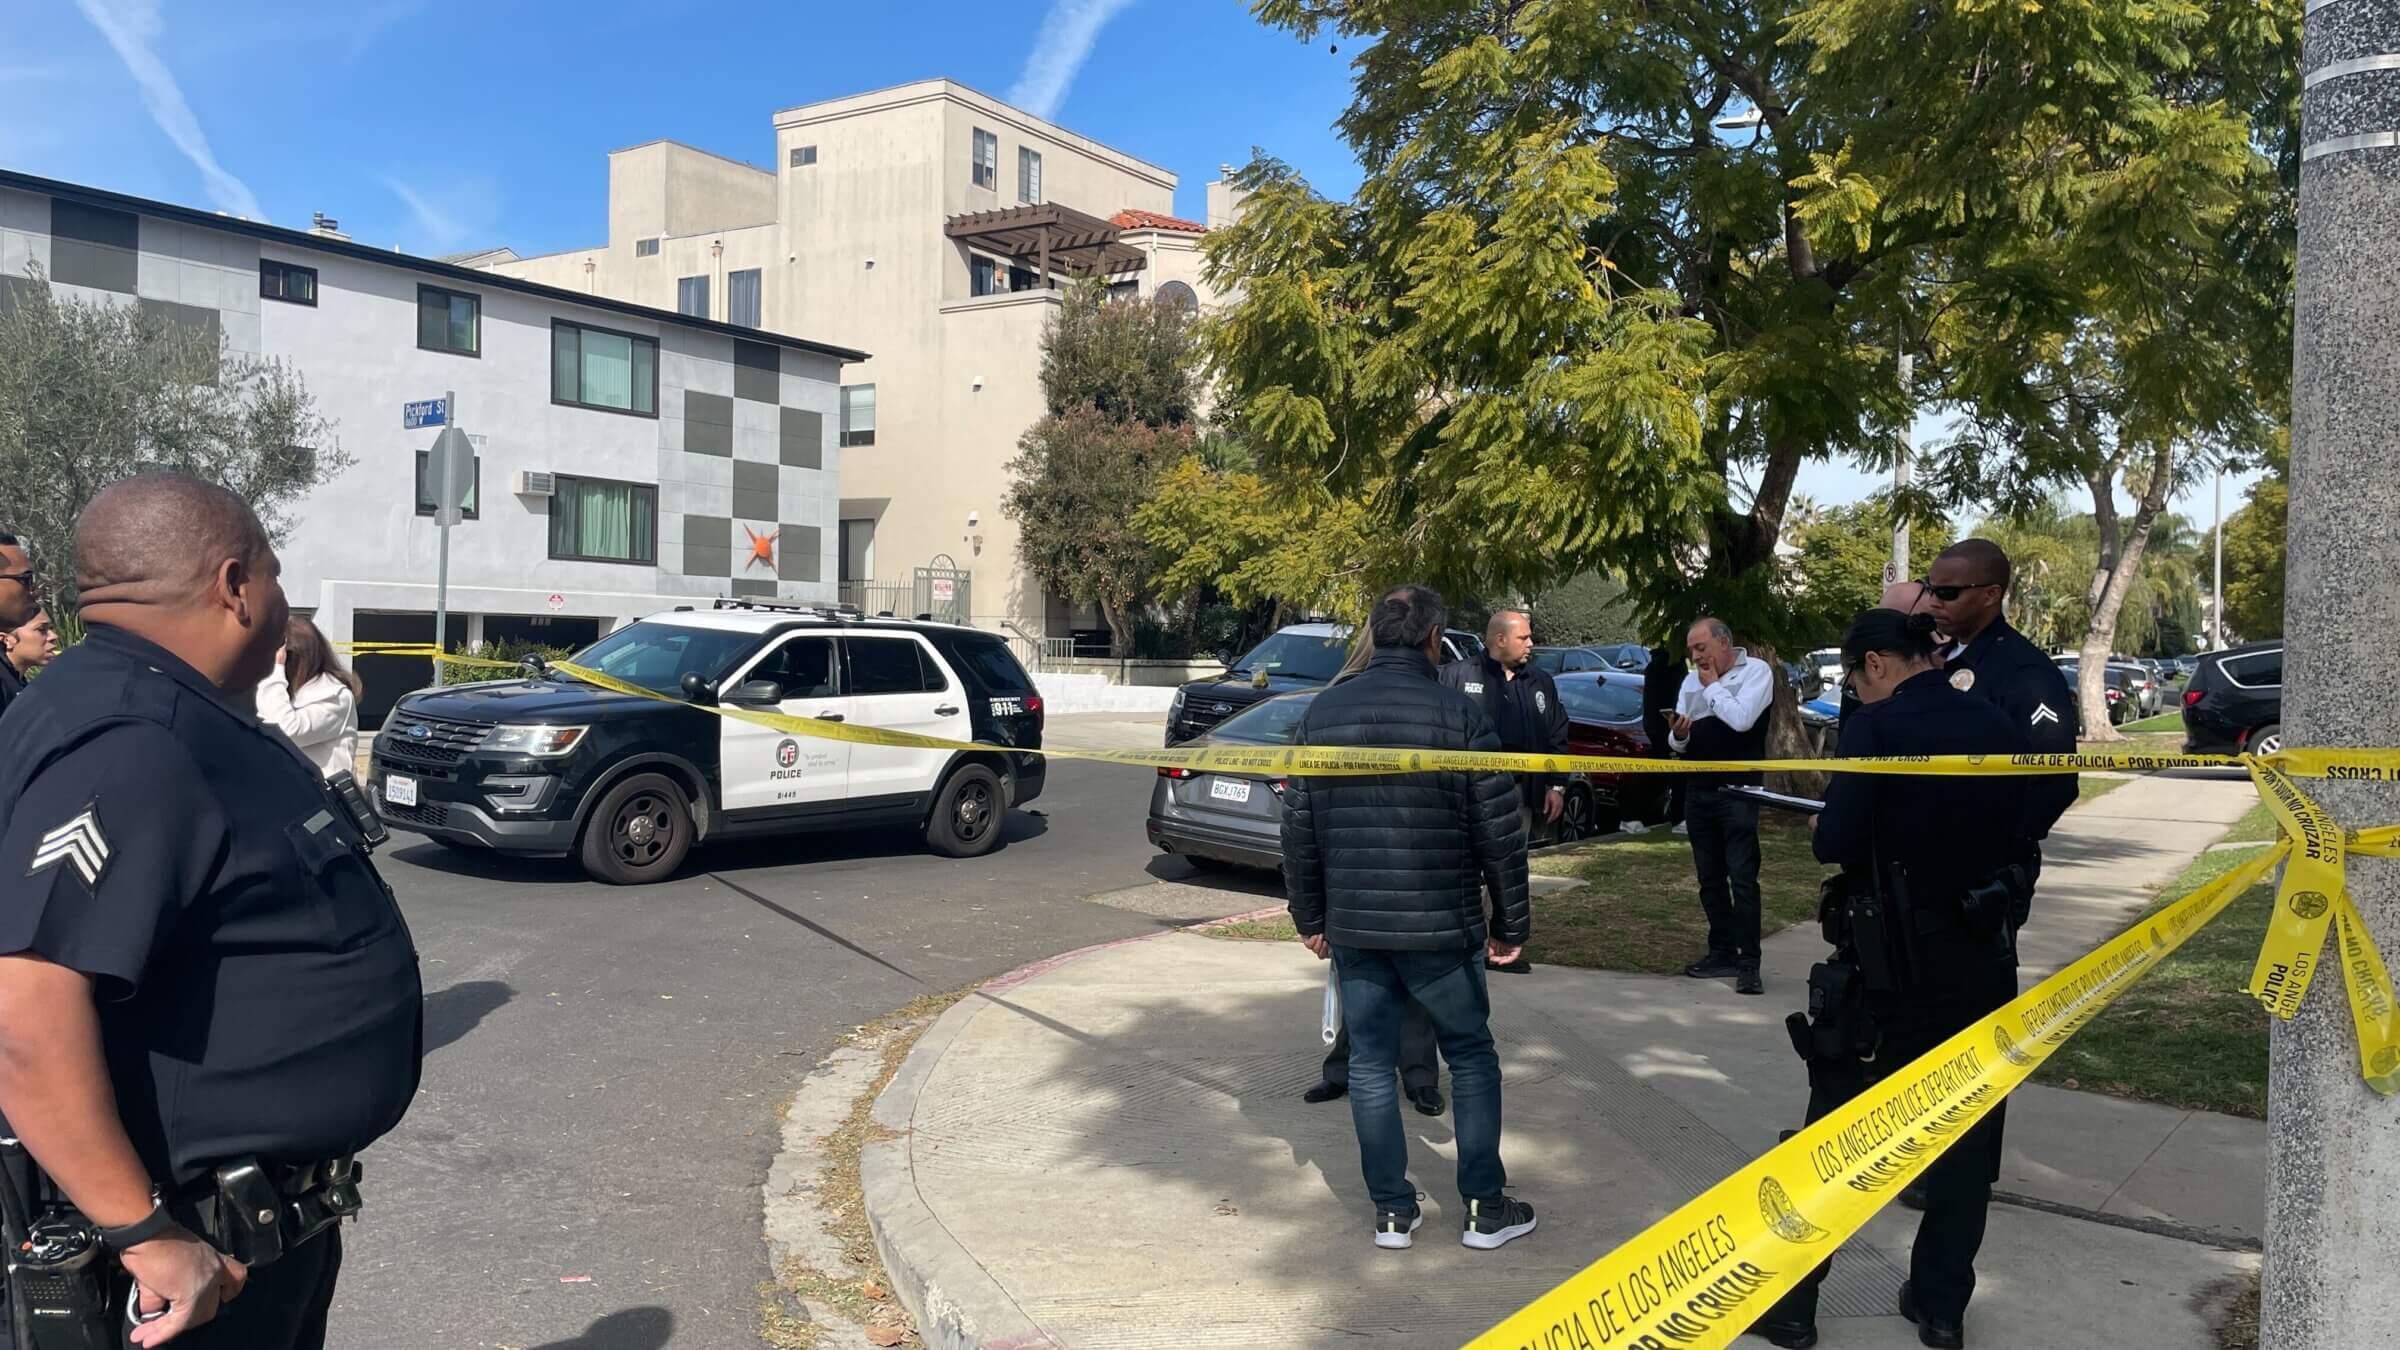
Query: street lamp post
2211 471 2225 651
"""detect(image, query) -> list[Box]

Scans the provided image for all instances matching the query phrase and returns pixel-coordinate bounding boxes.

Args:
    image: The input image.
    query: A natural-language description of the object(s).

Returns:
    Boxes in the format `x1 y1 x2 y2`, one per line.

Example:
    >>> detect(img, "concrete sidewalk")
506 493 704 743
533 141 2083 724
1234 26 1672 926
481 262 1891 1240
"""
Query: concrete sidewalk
861 775 2266 1349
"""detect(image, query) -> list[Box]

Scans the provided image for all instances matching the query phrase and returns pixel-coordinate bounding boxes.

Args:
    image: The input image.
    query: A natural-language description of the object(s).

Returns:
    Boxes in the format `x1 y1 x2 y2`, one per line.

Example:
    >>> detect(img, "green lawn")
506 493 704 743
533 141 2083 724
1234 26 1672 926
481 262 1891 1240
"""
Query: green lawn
2120 710 2185 734
2221 798 2280 844
2077 775 2132 806
1204 815 1826 976
2031 843 2278 1118
2081 729 2187 756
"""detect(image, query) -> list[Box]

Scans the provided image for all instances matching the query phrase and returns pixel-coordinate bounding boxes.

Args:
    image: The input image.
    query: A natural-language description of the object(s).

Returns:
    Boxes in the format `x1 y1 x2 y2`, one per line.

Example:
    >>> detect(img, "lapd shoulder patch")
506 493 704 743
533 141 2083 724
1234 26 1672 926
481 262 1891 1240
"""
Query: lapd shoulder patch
29 804 110 890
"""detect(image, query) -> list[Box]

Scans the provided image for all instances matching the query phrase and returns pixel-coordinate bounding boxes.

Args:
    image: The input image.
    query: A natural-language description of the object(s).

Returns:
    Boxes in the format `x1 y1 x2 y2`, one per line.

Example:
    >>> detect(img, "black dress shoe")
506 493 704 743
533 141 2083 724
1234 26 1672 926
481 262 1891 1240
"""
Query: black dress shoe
1303 1081 1347 1104
1899 1179 1929 1211
1898 1281 1965 1348
1735 965 1764 995
1409 1085 1446 1116
1487 957 1534 974
1685 952 1744 979
1747 1317 1817 1349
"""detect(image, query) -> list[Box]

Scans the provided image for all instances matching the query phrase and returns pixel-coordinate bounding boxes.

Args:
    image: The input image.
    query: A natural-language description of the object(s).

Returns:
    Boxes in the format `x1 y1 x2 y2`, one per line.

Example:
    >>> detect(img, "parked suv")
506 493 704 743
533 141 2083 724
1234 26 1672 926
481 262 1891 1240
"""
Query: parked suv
2183 641 2284 756
1165 622 1484 746
369 602 1046 883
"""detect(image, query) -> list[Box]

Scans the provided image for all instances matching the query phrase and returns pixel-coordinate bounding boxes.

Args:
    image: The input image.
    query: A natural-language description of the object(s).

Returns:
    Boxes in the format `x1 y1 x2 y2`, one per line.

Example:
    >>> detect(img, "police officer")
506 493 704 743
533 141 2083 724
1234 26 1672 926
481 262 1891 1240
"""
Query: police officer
0 530 40 718
1441 608 1568 974
1750 609 2022 1350
1922 538 2079 872
0 473 422 1348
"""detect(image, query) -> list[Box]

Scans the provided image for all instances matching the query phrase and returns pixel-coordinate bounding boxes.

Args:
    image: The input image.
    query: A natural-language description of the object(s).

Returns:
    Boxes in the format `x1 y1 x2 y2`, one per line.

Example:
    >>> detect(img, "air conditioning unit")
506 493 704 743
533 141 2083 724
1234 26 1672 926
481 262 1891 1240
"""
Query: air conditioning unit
514 470 556 497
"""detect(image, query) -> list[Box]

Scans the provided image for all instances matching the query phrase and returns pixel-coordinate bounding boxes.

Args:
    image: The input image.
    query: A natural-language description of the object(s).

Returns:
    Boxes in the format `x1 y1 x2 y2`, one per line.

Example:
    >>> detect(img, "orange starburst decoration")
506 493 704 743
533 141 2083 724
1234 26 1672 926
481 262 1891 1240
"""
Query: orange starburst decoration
743 525 777 571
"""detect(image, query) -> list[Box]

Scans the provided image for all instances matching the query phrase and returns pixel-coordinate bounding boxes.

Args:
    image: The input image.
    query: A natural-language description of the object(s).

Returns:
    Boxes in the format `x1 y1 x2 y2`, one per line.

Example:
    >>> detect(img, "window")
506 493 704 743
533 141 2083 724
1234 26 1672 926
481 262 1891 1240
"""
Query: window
1556 677 1646 724
2221 649 2284 689
840 384 876 447
1018 146 1042 203
413 450 480 519
1155 280 1199 312
552 320 658 416
970 256 998 297
728 268 762 327
848 637 945 696
677 274 709 318
548 475 657 565
789 144 817 168
972 128 998 190
1009 265 1040 293
417 285 480 356
259 259 317 306
748 636 838 700
634 237 660 257
573 621 756 694
1107 279 1139 303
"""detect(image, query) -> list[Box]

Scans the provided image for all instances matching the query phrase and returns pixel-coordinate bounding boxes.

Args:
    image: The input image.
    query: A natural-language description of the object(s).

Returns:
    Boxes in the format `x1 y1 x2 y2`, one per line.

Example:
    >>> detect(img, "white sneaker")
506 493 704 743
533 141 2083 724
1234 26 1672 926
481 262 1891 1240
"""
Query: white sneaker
1373 1208 1424 1250
1619 820 1651 835
1671 822 1690 837
1461 1196 1537 1250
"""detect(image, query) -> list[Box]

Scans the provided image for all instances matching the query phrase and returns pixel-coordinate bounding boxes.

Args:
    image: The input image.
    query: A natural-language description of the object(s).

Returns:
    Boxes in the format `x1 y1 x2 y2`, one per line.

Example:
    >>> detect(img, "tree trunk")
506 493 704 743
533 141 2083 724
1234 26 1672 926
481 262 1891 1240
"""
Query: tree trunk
2075 442 2174 740
1100 597 1134 659
1748 642 1826 800
2084 458 2122 613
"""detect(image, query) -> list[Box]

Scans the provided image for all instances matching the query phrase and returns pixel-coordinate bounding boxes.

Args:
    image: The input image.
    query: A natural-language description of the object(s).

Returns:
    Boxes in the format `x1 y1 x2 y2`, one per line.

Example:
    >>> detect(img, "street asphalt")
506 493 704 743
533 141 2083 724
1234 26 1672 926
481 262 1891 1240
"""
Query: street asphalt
336 759 1249 1350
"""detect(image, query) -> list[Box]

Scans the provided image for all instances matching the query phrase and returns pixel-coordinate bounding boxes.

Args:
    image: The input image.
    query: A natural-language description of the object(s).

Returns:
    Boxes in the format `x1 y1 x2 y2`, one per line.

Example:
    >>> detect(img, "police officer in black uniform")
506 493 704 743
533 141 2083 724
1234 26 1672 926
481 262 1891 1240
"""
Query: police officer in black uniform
1750 609 2024 1350
1440 608 1568 974
1922 538 2079 880
0 473 421 1348
0 531 40 719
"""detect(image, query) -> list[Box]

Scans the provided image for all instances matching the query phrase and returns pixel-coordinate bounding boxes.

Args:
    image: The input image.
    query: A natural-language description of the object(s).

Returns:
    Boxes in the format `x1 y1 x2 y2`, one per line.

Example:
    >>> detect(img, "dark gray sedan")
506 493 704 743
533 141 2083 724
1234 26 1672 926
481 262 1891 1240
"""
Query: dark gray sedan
1145 690 1317 872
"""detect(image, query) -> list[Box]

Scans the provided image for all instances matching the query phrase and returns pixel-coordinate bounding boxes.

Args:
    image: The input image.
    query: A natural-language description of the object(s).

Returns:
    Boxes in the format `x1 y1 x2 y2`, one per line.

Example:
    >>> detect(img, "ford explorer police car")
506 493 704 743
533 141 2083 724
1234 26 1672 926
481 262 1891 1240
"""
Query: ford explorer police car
369 601 1045 884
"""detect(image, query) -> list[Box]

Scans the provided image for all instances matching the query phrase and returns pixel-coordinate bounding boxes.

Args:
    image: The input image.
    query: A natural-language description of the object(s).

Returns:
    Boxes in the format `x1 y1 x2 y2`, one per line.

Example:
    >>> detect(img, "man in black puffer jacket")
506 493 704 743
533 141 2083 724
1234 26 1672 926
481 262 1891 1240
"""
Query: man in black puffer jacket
1283 584 1536 1254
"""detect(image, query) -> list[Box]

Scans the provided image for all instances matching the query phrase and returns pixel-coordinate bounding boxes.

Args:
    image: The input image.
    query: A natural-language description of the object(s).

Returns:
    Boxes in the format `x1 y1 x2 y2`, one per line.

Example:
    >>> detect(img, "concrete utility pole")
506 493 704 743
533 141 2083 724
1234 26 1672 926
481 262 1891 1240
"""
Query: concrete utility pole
2263 5 2400 1344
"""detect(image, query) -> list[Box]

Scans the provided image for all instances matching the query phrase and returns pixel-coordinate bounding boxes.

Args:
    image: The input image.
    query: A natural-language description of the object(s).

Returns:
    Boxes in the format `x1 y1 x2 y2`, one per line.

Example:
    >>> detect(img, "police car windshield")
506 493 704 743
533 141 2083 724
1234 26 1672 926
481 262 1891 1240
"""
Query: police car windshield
569 622 762 694
1230 631 1350 683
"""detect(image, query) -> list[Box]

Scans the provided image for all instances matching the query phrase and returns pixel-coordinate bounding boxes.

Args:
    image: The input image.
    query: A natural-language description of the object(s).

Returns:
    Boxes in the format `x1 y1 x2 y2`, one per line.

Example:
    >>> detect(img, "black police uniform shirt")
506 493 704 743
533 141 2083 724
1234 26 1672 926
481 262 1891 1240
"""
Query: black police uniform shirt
1814 668 2021 904
1439 654 1571 798
1944 616 2078 842
0 624 422 1188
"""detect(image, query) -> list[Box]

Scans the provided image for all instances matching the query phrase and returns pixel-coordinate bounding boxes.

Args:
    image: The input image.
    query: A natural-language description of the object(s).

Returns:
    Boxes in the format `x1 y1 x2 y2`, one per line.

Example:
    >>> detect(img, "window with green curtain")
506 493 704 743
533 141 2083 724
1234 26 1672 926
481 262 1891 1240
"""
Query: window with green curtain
548 476 656 564
552 321 656 414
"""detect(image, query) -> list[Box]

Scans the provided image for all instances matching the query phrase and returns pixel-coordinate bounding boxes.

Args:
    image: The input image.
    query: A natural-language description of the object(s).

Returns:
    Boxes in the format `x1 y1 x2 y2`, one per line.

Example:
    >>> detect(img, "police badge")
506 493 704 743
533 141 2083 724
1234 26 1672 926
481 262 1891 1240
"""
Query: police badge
1950 669 1976 692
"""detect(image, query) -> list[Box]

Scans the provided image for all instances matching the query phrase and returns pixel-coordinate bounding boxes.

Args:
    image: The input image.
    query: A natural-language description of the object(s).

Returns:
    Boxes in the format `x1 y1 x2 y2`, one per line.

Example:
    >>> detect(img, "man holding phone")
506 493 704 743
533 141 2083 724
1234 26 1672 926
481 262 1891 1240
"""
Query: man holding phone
1666 617 1777 995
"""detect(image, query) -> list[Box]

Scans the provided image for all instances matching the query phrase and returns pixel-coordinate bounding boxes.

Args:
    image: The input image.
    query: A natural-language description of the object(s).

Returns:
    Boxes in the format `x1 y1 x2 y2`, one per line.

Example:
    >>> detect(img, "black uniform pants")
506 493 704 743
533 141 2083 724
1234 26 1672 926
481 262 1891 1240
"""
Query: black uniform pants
1322 998 1438 1092
1767 934 2017 1328
1686 787 1762 963
177 1226 343 1350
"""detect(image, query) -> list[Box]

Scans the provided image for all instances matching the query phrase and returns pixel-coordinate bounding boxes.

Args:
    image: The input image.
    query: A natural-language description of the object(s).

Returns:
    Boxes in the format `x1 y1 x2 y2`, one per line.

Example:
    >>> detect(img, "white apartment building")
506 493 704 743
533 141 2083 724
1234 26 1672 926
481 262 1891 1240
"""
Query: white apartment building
0 169 863 723
470 79 1245 648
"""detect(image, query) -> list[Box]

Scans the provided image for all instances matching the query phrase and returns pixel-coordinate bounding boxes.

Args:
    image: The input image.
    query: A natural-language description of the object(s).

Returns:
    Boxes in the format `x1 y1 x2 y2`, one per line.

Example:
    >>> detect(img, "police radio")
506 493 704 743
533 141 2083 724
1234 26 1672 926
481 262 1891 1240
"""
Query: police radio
0 1134 118 1350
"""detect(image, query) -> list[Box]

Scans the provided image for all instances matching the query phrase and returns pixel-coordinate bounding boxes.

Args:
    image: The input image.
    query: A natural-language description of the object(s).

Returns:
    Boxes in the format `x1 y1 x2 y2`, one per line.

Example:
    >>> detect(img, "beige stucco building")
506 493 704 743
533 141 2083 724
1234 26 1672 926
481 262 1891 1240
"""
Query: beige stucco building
469 79 1243 645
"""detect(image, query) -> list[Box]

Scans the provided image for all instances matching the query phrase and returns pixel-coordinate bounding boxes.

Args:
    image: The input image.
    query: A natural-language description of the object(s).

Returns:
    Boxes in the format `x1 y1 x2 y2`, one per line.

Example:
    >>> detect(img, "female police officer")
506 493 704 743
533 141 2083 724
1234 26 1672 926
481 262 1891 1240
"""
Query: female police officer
1749 609 2021 1350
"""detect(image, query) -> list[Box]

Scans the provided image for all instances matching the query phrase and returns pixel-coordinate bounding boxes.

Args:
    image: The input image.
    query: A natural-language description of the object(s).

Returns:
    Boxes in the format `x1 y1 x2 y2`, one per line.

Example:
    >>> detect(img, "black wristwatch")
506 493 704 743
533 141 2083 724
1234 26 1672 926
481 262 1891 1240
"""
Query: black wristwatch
97 1192 177 1251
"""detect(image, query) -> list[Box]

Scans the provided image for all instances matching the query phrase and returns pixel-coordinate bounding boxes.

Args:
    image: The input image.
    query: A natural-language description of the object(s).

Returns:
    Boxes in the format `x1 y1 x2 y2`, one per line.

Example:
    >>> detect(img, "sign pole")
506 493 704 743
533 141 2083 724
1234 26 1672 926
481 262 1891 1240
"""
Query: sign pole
433 389 455 687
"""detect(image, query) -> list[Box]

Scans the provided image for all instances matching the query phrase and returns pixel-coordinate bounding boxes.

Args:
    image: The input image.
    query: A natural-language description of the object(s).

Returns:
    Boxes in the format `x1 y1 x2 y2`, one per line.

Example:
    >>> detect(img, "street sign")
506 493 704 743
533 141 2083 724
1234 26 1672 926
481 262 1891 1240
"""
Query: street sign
429 425 475 527
930 578 957 604
404 397 449 430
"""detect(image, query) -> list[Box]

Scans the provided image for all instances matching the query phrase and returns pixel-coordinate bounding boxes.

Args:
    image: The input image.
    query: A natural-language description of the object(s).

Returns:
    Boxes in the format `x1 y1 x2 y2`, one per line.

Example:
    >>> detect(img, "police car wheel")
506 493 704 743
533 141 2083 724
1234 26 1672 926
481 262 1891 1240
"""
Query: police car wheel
580 772 693 885
927 764 1005 858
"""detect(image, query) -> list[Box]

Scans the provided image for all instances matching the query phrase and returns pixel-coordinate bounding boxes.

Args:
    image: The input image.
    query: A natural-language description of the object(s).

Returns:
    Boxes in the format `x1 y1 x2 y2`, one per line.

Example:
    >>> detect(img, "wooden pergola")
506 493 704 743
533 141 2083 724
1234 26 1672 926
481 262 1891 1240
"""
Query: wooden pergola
944 203 1148 281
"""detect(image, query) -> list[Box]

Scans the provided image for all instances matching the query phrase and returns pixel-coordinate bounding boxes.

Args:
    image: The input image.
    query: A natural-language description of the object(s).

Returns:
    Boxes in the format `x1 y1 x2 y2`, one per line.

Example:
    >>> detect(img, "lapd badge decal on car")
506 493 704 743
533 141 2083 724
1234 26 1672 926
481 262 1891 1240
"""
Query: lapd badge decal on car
29 804 110 889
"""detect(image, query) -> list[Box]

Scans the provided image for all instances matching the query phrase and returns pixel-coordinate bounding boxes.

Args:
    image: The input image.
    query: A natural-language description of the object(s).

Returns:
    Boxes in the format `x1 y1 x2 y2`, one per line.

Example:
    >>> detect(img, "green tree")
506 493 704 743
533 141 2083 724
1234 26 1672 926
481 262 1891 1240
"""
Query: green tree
2222 468 2288 643
0 270 344 609
1784 500 1946 645
1005 282 1203 654
1526 573 1639 647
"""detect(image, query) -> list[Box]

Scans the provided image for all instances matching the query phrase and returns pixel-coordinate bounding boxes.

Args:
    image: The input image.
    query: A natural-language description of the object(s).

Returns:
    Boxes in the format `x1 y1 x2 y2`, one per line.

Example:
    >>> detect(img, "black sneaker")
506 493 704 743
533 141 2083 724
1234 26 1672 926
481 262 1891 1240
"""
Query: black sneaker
1736 965 1764 996
1685 952 1744 979
1461 1196 1537 1250
1373 1206 1424 1250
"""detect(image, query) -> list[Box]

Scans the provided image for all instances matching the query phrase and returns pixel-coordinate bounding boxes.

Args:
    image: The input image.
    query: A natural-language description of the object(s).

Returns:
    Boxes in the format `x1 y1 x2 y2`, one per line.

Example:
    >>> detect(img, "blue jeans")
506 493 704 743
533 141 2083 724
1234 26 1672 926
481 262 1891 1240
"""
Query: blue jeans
1332 944 1507 1211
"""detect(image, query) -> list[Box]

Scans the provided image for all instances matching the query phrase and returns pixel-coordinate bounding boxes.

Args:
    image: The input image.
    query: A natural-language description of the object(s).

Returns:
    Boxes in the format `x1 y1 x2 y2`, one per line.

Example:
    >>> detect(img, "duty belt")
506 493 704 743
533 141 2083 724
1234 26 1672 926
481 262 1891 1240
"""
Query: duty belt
168 1155 364 1267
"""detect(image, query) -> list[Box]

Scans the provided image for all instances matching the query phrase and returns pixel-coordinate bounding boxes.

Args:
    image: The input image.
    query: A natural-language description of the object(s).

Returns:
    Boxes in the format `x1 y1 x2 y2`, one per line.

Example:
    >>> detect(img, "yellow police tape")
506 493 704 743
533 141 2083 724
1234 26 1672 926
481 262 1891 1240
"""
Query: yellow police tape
355 643 2400 1098
1464 841 2290 1350
351 641 2400 1342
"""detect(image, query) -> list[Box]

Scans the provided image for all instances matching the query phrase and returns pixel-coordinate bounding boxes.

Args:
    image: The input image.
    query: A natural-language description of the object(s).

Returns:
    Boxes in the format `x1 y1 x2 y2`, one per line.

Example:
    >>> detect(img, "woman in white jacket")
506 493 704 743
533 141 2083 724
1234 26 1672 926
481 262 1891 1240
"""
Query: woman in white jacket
257 614 361 778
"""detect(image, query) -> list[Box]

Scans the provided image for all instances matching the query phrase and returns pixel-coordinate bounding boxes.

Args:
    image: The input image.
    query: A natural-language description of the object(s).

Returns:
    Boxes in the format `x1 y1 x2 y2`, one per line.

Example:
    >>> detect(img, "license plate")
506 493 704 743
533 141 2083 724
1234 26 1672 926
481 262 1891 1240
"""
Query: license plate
1209 778 1252 804
385 775 419 807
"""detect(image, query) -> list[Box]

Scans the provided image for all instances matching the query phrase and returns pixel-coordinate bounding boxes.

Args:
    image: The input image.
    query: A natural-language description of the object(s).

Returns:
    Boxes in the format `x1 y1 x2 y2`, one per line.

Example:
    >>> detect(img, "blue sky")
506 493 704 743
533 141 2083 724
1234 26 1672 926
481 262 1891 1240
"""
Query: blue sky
1 0 2255 519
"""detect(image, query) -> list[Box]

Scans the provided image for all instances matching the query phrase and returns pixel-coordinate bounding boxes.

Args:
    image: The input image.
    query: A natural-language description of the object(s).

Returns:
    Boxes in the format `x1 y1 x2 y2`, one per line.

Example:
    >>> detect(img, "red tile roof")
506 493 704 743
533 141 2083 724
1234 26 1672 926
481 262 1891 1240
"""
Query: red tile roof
1110 208 1207 234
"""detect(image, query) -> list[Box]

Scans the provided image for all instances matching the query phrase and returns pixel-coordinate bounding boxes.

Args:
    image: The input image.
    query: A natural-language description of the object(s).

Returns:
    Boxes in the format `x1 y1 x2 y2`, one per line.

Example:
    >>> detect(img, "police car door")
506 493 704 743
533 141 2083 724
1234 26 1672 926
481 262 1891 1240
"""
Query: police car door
840 634 958 803
718 633 850 812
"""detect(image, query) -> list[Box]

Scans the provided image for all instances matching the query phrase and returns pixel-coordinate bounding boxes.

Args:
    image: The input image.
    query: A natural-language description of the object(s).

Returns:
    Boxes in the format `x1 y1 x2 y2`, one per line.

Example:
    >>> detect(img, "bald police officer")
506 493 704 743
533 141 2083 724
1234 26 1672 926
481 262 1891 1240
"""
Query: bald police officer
0 474 422 1347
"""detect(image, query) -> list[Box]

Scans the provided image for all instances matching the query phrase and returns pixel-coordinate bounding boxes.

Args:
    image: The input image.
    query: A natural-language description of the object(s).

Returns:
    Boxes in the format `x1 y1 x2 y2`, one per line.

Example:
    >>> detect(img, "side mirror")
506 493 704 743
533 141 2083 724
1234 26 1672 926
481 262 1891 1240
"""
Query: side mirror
679 672 718 705
726 679 783 706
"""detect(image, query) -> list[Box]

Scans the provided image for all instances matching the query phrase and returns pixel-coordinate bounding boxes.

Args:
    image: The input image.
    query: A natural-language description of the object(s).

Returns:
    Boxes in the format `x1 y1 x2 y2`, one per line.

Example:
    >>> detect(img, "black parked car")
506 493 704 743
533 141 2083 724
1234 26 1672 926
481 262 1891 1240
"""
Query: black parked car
2182 641 2283 756
1165 623 1484 746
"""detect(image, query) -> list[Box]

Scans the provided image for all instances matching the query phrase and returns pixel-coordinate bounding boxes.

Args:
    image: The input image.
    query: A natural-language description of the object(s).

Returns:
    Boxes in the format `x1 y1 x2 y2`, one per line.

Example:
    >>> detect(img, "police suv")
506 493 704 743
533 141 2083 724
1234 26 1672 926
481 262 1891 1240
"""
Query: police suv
368 602 1046 884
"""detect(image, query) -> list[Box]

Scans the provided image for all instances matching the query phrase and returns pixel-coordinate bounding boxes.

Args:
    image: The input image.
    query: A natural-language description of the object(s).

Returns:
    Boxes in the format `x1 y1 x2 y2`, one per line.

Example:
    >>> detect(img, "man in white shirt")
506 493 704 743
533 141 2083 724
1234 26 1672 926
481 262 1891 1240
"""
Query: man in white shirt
1665 618 1777 995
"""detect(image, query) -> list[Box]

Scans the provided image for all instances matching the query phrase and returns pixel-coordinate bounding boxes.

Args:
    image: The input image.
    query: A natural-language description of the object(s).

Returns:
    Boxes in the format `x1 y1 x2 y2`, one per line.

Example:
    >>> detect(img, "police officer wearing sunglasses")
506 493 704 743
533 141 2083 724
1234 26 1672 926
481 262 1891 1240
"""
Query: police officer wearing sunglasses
0 530 41 718
0 475 420 1348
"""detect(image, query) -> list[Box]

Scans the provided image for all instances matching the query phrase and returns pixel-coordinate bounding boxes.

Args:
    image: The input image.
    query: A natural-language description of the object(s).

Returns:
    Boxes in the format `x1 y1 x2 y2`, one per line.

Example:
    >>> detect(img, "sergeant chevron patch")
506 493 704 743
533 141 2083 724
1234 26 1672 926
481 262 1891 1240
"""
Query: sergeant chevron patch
29 805 109 889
